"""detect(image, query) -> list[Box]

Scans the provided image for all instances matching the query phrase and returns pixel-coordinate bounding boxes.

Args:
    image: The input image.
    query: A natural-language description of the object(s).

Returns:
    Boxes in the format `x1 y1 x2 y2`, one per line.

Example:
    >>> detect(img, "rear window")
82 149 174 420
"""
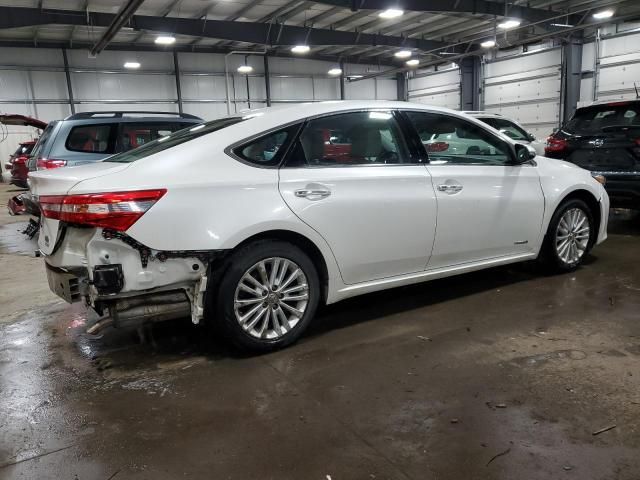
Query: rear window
66 124 117 154
106 117 246 163
565 103 640 133
119 122 187 152
477 117 531 141
13 143 34 156
29 121 58 160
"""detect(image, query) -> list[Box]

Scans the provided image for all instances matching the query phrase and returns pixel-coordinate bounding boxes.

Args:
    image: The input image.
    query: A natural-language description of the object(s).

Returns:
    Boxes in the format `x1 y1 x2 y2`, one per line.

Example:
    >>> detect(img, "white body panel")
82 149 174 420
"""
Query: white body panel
279 165 437 285
29 101 609 311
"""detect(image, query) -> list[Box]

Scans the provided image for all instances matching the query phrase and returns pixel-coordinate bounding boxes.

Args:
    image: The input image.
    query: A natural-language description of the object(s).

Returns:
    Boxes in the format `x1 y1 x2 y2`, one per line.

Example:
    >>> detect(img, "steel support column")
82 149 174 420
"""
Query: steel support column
173 51 183 114
562 38 583 123
339 60 345 100
460 56 480 111
264 55 272 107
62 48 75 114
396 72 407 101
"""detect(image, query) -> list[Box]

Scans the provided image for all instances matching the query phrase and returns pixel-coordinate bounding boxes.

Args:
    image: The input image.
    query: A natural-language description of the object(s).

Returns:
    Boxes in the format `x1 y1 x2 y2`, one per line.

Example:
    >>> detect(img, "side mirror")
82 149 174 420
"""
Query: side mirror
527 132 536 142
515 143 537 163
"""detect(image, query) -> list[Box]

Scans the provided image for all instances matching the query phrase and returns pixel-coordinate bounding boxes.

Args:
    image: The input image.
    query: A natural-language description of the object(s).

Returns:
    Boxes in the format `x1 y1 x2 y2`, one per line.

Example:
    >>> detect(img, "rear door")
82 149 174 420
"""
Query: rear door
278 110 437 285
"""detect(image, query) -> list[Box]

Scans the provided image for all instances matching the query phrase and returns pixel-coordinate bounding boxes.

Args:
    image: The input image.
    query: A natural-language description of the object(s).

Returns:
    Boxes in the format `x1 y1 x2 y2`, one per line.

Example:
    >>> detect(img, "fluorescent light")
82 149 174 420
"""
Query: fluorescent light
498 19 521 29
123 61 140 69
155 35 176 45
394 50 412 58
550 23 573 27
291 45 310 54
438 51 457 55
328 68 342 76
378 8 403 19
237 65 253 74
593 9 614 20
406 59 419 66
369 112 392 120
480 40 496 48
347 74 364 79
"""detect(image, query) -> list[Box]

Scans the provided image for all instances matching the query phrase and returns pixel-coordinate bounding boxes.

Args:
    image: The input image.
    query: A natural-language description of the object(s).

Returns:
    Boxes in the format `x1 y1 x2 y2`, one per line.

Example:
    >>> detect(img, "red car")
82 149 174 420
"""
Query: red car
6 140 36 188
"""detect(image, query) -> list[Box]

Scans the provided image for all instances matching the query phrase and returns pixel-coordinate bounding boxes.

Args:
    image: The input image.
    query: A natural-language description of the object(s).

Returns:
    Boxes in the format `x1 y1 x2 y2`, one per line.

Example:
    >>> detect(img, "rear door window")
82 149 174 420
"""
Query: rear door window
234 124 300 167
477 117 530 141
65 124 117 154
118 122 186 152
566 103 640 133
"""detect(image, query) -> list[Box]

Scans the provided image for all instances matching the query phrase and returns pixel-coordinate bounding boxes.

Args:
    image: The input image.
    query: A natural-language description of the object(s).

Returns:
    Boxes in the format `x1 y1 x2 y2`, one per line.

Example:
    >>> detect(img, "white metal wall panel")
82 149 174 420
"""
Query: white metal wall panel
484 48 561 138
312 78 339 100
270 76 314 101
408 68 461 109
345 79 376 100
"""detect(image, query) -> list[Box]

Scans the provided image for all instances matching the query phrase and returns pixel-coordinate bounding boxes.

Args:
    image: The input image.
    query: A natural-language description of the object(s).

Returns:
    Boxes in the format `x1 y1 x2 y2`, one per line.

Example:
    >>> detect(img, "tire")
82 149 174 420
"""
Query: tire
212 240 320 353
538 198 595 273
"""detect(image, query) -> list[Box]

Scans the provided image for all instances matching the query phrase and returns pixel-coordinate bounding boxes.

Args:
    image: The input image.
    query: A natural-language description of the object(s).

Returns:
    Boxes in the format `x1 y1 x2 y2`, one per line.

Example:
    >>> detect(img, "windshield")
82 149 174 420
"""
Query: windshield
478 117 530 141
105 117 246 163
565 103 640 134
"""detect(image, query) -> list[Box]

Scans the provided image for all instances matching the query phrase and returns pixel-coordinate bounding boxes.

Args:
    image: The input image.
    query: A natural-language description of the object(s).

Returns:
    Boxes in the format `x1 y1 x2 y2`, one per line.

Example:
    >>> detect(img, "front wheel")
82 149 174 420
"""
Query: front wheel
539 198 594 272
212 240 320 352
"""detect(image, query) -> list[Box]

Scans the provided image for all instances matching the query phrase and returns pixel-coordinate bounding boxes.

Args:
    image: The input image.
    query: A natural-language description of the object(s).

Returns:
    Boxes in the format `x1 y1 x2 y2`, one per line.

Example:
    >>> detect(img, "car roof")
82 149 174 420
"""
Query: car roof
61 111 202 123
463 111 504 119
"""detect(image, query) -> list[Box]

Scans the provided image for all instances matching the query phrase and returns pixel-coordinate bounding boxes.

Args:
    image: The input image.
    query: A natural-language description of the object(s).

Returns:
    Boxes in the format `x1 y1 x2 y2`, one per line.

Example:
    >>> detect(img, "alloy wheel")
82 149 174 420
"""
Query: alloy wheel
233 257 309 340
555 207 590 265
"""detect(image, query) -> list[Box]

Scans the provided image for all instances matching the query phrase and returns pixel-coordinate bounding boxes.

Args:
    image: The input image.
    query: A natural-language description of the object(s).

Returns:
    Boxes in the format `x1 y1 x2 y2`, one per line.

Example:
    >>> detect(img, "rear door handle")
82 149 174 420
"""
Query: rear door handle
436 184 463 194
294 185 332 200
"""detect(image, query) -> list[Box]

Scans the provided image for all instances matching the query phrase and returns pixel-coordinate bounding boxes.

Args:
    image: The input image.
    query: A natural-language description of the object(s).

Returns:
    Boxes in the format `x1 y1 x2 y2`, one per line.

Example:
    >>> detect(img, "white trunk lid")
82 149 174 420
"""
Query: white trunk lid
29 162 131 255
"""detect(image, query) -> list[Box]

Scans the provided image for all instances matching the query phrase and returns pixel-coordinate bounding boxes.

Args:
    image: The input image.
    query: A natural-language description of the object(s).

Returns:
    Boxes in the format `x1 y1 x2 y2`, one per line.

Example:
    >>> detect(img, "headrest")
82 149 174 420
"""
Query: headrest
349 127 381 158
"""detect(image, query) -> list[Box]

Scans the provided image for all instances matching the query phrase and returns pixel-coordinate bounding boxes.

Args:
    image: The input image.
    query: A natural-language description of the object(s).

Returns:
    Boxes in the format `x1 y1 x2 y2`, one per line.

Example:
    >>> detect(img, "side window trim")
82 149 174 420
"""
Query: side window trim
402 109 517 166
227 122 303 169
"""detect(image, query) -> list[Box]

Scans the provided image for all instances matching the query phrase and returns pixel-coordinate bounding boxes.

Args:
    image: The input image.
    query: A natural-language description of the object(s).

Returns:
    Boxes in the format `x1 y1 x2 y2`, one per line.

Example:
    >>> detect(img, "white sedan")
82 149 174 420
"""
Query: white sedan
30 101 609 352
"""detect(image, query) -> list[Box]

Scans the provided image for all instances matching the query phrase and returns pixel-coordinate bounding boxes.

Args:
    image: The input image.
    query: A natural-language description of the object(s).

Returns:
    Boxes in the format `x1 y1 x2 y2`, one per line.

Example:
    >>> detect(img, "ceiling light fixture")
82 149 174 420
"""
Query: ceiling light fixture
394 50 412 58
123 61 140 69
497 19 521 29
237 65 253 74
437 51 457 55
328 67 343 76
378 8 404 19
347 74 364 79
593 9 614 20
480 40 496 48
291 45 310 54
406 59 419 66
550 23 574 27
155 35 176 45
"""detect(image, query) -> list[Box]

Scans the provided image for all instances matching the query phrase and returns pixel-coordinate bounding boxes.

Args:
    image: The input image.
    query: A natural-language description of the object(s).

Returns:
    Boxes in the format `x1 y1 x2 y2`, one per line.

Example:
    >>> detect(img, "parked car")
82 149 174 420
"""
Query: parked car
26 111 203 172
465 111 546 156
30 102 609 352
545 100 640 209
0 113 47 184
5 140 36 187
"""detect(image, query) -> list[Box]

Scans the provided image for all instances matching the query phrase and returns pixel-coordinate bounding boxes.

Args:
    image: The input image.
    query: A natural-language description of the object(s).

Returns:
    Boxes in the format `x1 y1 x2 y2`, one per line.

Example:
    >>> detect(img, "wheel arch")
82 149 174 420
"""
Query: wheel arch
557 188 602 243
227 229 331 305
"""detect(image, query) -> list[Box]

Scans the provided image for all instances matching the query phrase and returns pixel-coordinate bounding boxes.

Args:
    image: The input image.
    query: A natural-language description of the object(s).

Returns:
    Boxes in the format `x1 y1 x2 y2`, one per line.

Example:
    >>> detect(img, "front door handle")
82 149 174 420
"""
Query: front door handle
436 184 463 194
294 184 332 200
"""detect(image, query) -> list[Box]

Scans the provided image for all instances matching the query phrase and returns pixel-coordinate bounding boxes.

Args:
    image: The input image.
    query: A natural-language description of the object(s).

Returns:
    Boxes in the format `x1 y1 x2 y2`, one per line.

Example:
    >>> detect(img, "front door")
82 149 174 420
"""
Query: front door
279 110 437 285
404 110 545 270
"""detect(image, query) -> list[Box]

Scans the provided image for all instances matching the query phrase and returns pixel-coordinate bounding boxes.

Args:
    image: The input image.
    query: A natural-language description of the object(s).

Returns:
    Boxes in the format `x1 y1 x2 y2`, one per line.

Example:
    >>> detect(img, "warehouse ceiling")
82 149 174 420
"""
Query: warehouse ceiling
0 0 639 67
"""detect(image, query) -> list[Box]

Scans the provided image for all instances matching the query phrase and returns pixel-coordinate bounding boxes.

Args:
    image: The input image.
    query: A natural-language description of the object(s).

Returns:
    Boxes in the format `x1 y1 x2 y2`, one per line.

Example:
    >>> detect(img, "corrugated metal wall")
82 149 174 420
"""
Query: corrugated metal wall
407 66 461 109
0 47 394 168
580 24 640 106
483 47 562 139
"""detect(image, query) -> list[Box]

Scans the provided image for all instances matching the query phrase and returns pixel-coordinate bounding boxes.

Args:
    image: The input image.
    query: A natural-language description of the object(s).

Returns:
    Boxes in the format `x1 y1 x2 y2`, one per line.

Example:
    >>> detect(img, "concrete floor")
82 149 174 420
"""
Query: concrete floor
1 182 639 480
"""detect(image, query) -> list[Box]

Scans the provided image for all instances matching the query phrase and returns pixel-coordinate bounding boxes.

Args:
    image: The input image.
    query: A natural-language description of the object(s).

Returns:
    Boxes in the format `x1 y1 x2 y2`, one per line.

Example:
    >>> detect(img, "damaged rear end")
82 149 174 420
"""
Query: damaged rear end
30 165 214 334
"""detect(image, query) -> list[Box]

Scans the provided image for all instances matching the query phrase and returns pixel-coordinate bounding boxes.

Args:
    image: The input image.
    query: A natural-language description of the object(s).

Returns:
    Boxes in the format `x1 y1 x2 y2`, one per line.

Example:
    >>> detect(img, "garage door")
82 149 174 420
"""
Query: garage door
408 66 461 110
483 48 561 139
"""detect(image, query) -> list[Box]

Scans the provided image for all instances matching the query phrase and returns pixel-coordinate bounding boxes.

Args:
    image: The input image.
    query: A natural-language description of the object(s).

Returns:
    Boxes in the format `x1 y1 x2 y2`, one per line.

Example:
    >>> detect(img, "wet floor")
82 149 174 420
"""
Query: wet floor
1 203 639 479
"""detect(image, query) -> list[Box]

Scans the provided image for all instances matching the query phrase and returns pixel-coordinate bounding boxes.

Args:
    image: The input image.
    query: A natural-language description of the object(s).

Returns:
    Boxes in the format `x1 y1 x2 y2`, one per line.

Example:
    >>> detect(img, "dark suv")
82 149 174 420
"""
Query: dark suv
27 111 202 172
545 100 640 209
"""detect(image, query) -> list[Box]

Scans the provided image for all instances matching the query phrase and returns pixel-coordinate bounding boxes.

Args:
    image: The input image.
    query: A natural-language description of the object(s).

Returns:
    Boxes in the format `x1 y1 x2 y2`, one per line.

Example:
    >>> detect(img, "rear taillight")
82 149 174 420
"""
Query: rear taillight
13 155 27 165
426 141 450 153
39 189 167 231
545 136 568 153
37 158 67 169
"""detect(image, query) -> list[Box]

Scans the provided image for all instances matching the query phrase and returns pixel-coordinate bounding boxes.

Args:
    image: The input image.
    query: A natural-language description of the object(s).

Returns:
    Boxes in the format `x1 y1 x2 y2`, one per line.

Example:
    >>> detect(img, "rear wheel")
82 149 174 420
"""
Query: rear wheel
213 240 320 352
539 198 594 272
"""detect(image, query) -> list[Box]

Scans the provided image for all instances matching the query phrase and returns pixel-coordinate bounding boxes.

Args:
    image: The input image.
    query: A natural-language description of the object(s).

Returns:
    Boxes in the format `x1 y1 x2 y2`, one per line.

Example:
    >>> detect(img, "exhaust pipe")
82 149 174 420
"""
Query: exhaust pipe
86 291 191 335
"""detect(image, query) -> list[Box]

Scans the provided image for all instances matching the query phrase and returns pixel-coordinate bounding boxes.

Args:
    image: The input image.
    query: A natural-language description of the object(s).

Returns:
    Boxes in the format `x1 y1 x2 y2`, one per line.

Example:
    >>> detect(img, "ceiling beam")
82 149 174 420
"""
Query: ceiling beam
0 6 459 52
310 0 576 24
89 0 145 56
